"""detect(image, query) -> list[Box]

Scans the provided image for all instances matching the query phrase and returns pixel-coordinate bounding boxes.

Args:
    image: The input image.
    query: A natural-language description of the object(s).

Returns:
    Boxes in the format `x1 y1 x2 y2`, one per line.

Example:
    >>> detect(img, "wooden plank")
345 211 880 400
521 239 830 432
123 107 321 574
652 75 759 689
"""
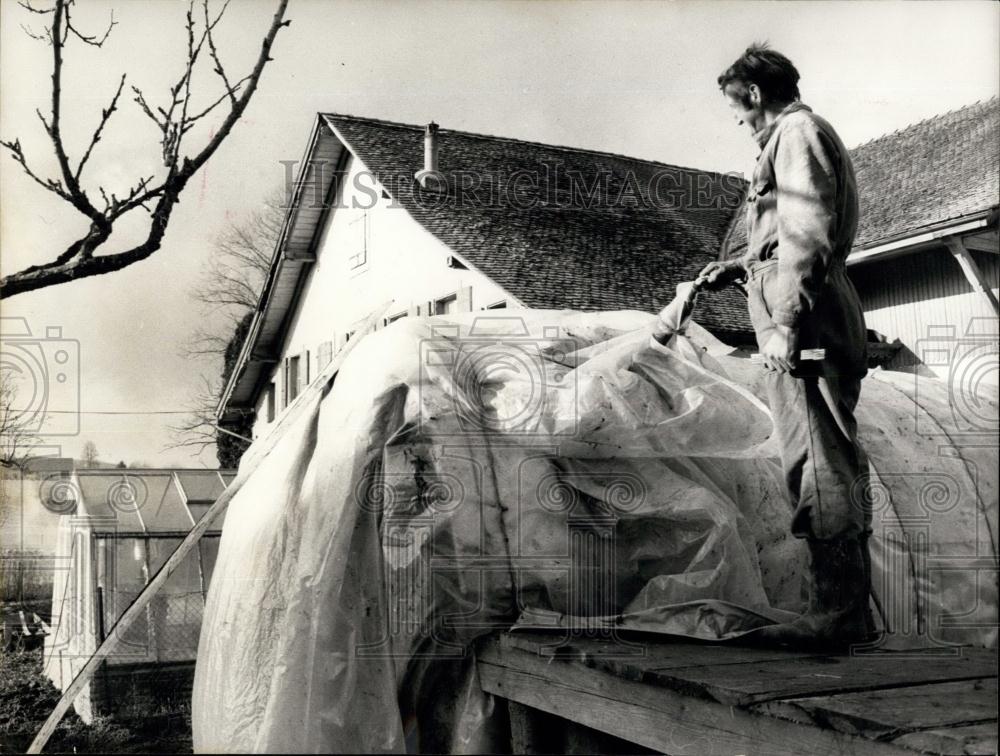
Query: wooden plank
755 678 997 739
478 641 909 756
641 648 997 706
891 723 999 756
503 632 824 685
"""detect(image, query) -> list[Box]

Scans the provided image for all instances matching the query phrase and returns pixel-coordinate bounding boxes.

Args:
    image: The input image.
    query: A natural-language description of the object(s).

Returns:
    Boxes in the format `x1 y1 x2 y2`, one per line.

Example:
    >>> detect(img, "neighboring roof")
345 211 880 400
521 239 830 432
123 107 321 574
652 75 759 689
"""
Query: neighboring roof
220 114 754 415
724 98 1000 258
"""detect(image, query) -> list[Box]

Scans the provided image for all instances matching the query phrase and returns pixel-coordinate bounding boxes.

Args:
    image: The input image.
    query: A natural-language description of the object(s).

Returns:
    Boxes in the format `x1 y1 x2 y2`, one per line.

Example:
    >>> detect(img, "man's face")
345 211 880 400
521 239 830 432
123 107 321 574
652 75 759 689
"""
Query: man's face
723 82 765 135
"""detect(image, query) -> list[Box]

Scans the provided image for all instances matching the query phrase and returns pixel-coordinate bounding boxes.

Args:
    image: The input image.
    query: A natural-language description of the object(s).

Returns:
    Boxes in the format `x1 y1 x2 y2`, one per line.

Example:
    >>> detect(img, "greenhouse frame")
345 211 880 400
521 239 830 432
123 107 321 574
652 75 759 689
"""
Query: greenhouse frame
42 469 234 722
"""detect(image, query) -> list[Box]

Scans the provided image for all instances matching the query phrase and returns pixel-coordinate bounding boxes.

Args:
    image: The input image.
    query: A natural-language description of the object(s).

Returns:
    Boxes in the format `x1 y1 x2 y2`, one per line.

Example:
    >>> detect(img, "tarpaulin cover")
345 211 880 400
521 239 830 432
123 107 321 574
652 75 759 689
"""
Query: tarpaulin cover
193 310 998 753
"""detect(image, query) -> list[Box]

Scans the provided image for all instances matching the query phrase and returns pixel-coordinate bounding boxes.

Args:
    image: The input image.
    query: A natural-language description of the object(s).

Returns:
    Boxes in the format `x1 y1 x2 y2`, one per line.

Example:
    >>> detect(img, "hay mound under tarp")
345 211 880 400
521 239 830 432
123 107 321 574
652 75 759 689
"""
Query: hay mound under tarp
192 310 998 753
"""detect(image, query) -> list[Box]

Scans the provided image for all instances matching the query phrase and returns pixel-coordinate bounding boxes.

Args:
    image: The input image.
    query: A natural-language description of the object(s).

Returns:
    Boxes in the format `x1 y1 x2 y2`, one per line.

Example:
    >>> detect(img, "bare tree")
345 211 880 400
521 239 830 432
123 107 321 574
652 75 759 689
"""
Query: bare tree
0 371 41 468
81 440 99 468
184 191 284 359
0 0 290 298
167 190 284 464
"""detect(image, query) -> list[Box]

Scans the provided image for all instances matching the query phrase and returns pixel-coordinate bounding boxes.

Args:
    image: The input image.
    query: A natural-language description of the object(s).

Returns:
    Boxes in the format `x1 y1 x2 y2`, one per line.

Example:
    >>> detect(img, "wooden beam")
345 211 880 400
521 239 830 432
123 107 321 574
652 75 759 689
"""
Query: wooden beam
249 347 279 364
962 230 999 255
282 245 316 262
945 237 1000 316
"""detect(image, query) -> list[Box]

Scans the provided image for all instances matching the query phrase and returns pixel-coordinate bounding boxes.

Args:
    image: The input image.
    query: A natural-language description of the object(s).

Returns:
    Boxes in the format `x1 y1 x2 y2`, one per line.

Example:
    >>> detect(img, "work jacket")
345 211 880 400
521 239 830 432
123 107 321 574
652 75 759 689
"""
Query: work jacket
739 103 868 377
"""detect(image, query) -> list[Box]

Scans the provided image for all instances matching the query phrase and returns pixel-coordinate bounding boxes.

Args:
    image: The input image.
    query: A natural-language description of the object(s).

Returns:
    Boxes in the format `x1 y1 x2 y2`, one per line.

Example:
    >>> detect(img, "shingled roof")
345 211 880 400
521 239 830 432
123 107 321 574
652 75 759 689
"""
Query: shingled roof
723 98 1000 258
220 116 763 417
322 114 753 337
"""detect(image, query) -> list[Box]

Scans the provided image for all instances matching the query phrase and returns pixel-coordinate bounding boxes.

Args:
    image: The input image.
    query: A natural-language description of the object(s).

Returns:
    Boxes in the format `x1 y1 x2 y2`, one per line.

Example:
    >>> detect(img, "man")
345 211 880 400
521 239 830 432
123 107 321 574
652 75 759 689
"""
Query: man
698 44 875 646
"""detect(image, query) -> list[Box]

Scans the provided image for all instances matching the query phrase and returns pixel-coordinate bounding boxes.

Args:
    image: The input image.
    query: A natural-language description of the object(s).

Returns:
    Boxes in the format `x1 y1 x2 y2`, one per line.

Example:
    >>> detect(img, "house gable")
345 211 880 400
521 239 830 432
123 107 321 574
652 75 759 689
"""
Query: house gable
249 152 515 438
221 114 756 427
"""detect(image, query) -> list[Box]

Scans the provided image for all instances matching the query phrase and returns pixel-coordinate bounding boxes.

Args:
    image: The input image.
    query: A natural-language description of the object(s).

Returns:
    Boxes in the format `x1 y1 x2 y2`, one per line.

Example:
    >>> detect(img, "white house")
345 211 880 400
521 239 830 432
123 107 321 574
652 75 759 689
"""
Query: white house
217 114 752 438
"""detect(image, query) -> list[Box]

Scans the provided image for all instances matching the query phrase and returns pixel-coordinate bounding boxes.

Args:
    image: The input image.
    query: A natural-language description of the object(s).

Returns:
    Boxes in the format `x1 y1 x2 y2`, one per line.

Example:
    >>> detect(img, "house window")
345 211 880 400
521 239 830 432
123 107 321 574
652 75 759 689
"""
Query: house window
286 355 300 404
347 211 368 270
266 383 276 423
384 312 407 326
485 300 507 310
435 294 458 315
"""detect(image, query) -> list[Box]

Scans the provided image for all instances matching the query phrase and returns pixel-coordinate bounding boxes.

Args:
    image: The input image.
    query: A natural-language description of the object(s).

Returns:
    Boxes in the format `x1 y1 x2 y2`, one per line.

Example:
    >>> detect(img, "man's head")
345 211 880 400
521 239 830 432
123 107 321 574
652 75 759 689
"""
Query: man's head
718 44 800 133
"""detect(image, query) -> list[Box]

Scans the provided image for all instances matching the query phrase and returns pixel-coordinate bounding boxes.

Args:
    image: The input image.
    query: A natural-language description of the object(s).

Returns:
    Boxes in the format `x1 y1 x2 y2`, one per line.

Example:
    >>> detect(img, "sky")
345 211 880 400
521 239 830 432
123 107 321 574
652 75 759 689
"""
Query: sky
1 0 997 468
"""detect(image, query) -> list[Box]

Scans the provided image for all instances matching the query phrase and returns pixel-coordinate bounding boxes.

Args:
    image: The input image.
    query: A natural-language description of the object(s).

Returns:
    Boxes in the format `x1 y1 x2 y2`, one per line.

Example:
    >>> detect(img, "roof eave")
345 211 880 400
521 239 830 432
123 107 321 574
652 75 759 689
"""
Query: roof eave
847 208 998 266
216 115 337 420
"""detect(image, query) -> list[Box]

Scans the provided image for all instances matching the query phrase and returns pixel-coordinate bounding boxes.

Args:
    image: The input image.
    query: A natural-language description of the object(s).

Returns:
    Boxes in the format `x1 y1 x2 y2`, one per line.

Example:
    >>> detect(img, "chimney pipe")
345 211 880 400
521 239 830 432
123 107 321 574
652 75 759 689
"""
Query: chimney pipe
415 122 444 191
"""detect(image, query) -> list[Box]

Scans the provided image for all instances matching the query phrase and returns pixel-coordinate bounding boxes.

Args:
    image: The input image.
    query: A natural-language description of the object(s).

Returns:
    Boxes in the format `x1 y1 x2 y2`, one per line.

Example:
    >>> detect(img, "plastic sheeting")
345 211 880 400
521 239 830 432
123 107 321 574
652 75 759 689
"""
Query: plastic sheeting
193 310 998 753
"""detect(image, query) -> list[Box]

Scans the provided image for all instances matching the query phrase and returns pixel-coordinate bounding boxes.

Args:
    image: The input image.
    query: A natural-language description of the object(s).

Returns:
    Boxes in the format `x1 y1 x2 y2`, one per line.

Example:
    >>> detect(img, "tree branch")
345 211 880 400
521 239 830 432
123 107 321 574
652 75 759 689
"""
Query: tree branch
75 72 126 182
63 5 115 47
0 138 70 200
203 0 237 107
0 0 291 298
178 0 290 179
1 189 176 297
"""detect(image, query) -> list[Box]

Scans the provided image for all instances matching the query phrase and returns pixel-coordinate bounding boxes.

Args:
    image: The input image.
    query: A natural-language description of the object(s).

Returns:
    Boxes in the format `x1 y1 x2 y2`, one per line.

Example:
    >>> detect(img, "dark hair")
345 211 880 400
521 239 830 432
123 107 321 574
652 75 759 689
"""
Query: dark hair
718 43 800 104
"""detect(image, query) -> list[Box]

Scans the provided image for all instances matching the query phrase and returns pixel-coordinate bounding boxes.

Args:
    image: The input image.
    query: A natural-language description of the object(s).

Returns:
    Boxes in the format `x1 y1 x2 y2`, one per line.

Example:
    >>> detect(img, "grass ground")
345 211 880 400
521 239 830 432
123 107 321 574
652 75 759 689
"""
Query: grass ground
0 648 193 754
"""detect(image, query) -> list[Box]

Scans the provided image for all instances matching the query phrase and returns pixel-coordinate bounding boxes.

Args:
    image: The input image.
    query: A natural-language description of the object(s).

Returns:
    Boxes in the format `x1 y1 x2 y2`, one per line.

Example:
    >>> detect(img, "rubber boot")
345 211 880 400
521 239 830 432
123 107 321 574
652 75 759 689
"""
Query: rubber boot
753 537 876 649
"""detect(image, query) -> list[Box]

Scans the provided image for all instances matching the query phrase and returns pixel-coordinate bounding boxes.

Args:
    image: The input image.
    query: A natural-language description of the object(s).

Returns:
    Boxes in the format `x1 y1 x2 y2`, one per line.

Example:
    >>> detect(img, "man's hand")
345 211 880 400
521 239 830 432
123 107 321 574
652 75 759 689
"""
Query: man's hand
696 259 744 291
760 324 800 373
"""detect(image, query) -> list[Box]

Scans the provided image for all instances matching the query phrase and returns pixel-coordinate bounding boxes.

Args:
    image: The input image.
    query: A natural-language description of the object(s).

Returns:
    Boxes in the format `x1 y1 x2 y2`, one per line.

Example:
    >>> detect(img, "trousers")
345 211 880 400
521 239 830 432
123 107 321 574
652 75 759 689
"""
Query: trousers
746 260 870 541
764 371 868 540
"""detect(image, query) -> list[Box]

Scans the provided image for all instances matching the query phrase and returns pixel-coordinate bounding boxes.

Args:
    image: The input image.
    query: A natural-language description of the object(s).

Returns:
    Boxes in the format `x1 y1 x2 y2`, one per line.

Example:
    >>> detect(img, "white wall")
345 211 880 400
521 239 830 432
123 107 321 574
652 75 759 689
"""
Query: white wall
851 246 999 384
251 154 516 438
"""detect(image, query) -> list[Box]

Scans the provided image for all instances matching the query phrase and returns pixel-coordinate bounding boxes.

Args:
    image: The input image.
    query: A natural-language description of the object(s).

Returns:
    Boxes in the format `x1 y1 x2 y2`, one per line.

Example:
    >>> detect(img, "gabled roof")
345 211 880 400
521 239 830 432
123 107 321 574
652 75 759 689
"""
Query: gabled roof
220 115 754 415
723 98 999 257
323 114 751 330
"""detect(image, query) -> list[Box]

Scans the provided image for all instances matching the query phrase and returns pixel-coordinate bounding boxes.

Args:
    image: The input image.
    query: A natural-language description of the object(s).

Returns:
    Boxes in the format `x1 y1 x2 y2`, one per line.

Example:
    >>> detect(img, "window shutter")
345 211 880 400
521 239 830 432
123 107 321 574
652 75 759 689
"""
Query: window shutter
318 341 333 369
282 358 289 407
456 286 473 312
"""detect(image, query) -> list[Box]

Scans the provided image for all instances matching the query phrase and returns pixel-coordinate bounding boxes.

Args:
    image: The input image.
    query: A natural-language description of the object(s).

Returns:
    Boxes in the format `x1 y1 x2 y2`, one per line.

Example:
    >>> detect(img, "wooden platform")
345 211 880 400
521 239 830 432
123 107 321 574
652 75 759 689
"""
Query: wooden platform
477 632 998 755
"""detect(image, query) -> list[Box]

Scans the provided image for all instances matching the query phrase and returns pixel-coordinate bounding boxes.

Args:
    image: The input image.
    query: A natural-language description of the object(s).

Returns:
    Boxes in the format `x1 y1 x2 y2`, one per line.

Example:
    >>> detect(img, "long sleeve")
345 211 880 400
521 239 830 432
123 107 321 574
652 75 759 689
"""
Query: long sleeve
770 119 839 328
